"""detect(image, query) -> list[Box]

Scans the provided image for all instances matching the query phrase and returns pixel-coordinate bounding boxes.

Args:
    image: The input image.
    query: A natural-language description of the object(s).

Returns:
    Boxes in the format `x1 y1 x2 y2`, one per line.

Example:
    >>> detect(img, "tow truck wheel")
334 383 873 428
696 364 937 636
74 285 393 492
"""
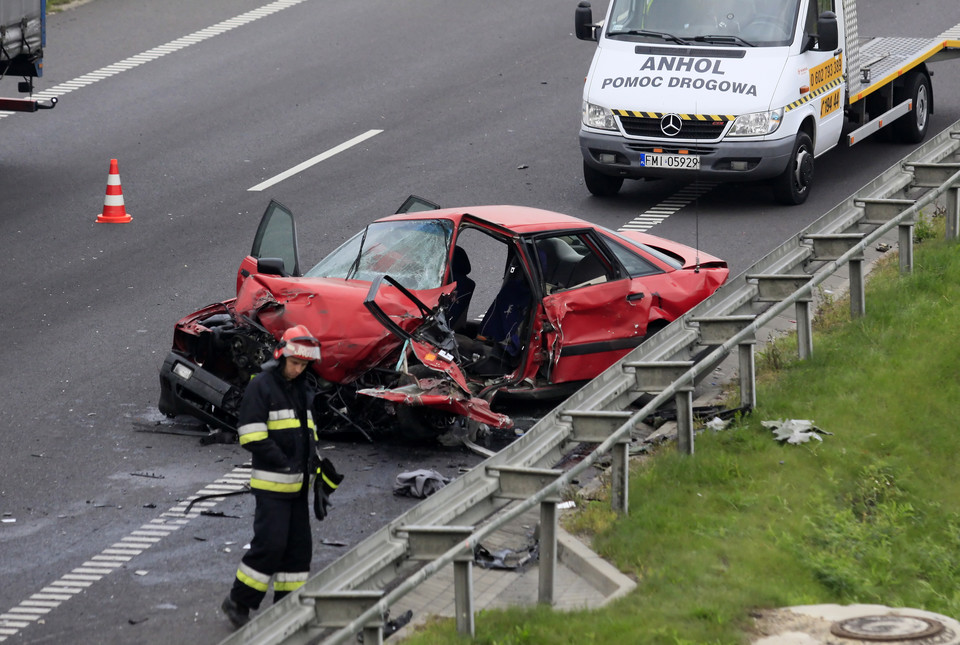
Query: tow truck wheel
583 161 624 197
773 131 813 206
893 70 932 144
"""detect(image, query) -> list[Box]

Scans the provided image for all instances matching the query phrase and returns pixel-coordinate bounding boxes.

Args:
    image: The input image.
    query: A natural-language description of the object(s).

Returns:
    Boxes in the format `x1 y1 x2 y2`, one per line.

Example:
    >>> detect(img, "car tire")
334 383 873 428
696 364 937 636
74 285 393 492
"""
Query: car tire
583 161 624 197
892 70 932 144
772 131 814 206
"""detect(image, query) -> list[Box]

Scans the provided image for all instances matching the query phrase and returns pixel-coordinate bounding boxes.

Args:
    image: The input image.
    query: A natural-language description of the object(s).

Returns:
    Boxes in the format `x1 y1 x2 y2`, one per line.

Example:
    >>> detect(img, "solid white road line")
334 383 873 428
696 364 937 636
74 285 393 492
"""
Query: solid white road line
247 129 384 192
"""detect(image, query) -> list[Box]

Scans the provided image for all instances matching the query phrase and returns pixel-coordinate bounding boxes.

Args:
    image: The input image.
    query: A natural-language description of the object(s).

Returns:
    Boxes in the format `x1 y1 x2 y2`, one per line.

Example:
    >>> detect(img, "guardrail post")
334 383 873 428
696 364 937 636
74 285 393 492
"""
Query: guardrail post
856 197 917 274
623 361 695 454
949 132 960 240
746 274 814 359
489 467 562 605
896 219 915 274
399 525 475 636
947 182 960 241
563 410 634 514
298 590 385 645
902 164 960 271
691 315 757 410
803 234 866 318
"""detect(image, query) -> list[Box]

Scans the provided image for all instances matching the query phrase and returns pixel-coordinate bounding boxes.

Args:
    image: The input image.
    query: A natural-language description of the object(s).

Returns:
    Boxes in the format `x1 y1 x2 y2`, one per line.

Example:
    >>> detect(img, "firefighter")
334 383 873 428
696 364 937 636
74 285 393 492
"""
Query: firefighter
221 324 342 629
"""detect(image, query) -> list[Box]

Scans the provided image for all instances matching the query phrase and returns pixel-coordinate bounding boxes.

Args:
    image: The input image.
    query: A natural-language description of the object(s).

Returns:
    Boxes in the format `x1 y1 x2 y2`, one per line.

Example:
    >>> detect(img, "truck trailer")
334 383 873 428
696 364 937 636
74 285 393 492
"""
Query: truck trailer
1 0 56 113
575 0 960 204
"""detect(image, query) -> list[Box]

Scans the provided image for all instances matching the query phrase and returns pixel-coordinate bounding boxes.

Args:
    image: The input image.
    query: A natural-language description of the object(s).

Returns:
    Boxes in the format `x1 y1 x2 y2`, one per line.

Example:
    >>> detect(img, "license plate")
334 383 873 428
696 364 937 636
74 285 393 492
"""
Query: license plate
640 153 700 170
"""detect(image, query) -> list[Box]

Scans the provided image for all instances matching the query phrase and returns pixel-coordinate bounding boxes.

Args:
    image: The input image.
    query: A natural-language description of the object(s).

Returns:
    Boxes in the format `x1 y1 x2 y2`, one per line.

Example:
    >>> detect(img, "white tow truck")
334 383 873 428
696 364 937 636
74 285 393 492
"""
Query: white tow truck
575 0 960 204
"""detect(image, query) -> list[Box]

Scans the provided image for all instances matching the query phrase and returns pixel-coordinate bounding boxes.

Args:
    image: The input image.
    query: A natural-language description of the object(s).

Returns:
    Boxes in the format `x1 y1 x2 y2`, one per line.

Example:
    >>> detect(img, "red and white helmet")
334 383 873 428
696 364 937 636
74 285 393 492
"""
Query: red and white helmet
273 324 322 362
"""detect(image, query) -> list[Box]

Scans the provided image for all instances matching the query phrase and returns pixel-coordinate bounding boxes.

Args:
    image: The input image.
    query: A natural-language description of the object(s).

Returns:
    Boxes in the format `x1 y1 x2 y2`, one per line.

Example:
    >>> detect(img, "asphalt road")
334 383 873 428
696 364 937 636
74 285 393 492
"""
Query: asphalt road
1 0 958 643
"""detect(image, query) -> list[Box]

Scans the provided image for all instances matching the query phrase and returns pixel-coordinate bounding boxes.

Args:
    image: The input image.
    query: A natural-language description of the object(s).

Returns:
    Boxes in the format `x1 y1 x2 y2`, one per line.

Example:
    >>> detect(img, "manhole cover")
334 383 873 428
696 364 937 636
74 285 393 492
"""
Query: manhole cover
831 615 945 641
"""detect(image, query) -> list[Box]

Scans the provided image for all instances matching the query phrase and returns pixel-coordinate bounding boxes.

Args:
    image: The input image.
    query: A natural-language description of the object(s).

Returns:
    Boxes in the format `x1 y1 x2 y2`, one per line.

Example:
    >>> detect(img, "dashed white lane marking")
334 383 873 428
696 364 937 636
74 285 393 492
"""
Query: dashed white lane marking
247 128 385 191
0 0 310 120
0 466 251 642
618 181 718 232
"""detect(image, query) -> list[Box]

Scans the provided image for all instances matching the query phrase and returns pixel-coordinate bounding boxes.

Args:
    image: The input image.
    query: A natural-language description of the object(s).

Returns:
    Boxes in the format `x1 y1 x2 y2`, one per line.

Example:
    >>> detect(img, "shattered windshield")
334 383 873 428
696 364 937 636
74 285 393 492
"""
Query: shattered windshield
606 0 799 47
304 219 454 290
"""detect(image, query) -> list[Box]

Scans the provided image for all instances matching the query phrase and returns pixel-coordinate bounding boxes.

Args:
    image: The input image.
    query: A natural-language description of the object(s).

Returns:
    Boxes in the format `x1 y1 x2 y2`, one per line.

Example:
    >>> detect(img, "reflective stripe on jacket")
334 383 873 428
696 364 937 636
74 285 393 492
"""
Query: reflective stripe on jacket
236 363 316 498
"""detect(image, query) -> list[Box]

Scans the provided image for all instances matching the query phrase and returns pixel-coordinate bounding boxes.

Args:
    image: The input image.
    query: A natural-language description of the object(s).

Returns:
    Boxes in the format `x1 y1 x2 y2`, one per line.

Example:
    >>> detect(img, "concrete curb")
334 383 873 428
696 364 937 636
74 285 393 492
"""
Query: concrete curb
557 525 636 602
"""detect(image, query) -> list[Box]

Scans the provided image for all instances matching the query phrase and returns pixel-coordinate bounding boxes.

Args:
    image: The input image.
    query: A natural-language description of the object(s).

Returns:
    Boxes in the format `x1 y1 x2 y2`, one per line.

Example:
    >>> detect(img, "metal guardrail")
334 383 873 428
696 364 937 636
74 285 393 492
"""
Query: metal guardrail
221 122 960 645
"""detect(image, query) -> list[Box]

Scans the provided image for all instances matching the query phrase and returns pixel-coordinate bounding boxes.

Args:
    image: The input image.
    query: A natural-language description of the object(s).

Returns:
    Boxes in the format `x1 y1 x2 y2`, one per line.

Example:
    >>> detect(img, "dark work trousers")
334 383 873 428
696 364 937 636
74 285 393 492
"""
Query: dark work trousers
230 490 312 610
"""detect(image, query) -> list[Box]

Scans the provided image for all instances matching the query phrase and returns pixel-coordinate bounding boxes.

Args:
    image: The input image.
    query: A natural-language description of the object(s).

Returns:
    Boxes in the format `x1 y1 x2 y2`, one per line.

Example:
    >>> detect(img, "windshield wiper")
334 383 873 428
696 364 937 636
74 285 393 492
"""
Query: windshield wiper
607 29 691 45
346 225 369 280
692 34 756 47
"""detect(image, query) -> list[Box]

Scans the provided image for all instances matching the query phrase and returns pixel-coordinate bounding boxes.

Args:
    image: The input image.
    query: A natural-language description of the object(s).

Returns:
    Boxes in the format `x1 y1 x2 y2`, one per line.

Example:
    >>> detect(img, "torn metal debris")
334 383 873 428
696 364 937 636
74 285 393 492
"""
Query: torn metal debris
762 419 833 445
474 540 539 571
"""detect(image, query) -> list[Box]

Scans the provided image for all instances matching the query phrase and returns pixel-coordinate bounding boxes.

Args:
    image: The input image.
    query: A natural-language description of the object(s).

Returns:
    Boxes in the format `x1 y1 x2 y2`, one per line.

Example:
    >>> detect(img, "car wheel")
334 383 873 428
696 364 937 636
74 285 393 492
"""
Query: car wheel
583 160 624 197
892 70 932 144
773 131 814 206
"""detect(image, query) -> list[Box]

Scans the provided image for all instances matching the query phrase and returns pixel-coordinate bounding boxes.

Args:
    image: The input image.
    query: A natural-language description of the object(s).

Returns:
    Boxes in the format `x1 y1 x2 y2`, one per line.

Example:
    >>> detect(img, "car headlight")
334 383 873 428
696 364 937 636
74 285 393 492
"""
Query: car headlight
727 108 783 136
582 101 618 131
173 362 194 380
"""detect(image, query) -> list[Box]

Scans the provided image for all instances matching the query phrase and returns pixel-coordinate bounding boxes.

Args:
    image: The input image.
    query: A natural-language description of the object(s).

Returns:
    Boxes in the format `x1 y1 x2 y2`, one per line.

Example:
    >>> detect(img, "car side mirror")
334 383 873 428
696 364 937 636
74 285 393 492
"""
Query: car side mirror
575 1 597 42
816 11 838 51
257 257 288 277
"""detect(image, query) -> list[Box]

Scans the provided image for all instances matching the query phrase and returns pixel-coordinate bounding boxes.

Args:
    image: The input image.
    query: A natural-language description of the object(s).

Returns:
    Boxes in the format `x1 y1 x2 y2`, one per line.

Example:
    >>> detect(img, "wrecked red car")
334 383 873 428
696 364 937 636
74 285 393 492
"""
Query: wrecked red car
158 197 728 441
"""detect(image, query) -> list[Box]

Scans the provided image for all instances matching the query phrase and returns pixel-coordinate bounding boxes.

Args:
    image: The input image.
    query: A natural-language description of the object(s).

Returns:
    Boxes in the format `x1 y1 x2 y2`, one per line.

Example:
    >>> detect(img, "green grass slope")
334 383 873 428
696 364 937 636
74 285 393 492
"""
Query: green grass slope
404 229 960 644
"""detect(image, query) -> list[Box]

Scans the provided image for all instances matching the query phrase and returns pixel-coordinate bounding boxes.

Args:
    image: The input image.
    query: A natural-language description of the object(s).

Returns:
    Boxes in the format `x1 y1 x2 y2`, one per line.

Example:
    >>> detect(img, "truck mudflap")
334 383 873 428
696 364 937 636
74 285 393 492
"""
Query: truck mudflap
358 377 513 429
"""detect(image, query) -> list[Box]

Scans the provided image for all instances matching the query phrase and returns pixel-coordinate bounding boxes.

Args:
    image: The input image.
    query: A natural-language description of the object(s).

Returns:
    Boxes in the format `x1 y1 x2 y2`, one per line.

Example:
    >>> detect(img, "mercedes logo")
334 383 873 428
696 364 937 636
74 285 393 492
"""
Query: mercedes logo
660 113 683 137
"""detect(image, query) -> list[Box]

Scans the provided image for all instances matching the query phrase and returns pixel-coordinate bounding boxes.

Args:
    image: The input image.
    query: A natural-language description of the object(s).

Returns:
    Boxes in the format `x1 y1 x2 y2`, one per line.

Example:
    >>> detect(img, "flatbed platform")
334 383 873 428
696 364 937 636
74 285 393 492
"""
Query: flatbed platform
852 23 960 103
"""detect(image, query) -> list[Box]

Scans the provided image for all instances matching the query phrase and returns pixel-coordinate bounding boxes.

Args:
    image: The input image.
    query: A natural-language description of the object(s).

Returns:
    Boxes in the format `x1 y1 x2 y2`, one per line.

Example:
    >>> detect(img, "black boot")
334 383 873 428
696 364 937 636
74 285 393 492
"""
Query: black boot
221 594 250 628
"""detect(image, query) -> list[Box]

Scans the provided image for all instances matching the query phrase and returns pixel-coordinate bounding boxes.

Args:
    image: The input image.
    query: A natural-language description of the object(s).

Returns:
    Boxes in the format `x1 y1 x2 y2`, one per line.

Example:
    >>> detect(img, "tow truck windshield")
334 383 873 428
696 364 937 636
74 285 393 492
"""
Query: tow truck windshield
606 0 798 47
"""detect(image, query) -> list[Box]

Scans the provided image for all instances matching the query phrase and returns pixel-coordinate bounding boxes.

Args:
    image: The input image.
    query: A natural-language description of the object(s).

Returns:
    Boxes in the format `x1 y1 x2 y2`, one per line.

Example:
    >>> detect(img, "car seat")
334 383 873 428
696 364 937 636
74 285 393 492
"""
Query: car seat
537 237 583 289
447 246 475 331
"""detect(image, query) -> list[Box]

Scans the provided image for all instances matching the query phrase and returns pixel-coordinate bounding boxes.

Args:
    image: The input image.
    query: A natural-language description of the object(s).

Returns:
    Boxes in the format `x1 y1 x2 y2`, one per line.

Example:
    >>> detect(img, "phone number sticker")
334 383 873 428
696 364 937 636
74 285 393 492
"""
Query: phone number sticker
810 54 843 92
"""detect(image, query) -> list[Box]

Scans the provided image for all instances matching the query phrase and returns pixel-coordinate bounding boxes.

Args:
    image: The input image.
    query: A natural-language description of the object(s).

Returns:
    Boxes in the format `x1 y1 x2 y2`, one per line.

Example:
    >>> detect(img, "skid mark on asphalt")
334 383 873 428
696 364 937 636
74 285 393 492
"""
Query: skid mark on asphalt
0 0 310 120
0 468 251 642
618 181 718 232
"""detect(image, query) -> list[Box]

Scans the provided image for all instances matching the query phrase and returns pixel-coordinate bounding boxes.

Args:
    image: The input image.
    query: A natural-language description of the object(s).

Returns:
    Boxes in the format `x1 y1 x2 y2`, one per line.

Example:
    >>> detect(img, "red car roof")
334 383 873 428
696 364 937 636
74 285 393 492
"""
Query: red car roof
379 205 595 234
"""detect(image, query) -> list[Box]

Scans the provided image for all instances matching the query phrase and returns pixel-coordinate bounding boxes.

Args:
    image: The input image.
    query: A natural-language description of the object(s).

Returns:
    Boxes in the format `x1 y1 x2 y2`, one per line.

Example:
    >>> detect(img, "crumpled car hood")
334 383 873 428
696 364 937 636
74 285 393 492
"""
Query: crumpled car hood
235 274 440 385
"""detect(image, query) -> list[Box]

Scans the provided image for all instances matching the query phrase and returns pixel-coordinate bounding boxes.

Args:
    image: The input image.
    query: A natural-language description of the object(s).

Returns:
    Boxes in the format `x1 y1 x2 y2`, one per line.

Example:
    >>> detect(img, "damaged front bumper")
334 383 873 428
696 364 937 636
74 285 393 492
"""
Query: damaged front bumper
158 352 243 432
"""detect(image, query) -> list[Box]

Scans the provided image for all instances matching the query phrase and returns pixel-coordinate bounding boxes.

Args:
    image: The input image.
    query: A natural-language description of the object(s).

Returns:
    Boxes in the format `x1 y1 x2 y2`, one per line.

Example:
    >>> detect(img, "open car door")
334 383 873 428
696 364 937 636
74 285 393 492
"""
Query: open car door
236 200 301 293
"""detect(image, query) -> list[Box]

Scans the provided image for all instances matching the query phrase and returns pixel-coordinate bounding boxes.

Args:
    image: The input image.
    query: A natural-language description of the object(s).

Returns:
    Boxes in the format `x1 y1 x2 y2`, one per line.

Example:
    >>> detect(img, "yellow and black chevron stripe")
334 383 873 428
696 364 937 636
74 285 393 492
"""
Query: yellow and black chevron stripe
784 78 843 113
613 110 735 122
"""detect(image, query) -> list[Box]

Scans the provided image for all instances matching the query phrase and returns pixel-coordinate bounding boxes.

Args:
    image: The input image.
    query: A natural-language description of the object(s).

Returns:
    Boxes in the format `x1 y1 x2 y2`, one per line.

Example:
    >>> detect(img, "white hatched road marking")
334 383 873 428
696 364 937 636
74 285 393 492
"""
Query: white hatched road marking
0 466 251 642
0 0 310 121
618 182 718 232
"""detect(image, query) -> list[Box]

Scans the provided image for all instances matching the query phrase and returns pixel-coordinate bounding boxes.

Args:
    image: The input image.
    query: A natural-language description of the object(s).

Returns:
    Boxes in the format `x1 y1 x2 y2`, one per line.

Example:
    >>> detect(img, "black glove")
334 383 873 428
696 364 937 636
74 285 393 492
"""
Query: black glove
313 457 343 521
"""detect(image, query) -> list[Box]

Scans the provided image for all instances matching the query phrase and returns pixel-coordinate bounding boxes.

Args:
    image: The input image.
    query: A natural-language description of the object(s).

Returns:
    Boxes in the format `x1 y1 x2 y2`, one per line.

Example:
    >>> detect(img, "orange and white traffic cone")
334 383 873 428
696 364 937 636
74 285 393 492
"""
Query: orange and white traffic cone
96 158 132 223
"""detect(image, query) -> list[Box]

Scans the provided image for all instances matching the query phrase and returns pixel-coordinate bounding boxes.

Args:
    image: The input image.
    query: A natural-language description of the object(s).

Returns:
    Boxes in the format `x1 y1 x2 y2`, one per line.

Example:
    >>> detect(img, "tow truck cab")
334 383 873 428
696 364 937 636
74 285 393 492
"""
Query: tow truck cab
575 0 957 204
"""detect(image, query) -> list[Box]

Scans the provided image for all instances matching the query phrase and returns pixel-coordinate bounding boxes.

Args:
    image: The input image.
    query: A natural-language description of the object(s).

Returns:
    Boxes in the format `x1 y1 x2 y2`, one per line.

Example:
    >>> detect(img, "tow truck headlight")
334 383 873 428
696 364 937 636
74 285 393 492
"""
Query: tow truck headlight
582 101 618 131
727 108 783 136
